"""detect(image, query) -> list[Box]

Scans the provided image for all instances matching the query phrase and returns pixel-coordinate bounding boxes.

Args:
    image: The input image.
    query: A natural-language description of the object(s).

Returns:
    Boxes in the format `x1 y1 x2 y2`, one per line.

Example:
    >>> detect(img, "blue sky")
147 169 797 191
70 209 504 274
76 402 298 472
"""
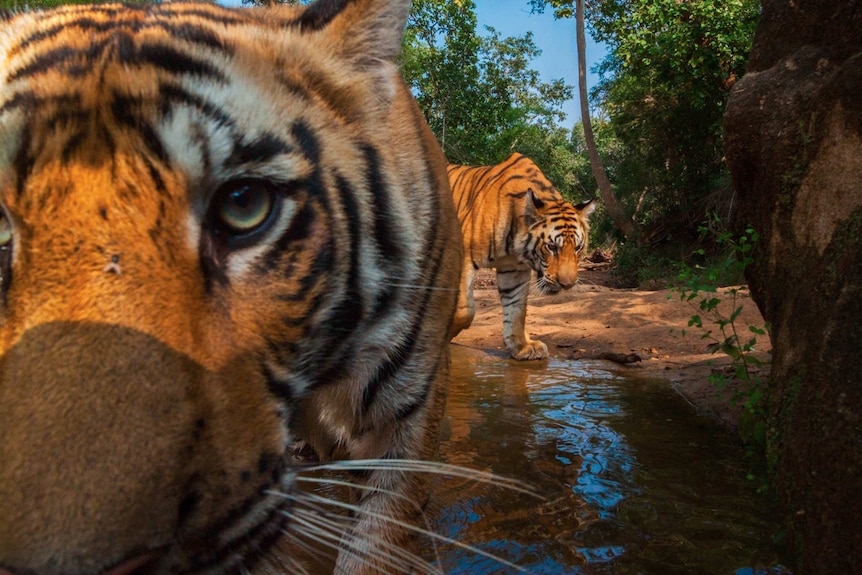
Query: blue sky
473 0 609 124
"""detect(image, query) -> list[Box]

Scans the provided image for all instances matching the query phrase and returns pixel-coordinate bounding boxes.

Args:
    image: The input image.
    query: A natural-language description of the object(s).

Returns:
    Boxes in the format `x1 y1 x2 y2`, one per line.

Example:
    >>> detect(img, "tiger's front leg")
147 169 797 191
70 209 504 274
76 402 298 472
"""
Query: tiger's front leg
326 360 451 575
333 465 430 574
450 260 478 339
496 268 548 360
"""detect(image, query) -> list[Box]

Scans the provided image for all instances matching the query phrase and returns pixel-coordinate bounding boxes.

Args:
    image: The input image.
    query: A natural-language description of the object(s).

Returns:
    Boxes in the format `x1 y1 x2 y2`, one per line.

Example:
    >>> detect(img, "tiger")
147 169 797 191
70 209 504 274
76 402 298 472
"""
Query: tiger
448 152 596 360
0 1 463 575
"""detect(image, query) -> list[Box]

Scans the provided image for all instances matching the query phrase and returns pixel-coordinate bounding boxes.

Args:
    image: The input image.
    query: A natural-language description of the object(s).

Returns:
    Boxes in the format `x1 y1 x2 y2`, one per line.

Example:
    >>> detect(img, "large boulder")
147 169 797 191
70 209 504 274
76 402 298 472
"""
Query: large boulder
724 1 862 573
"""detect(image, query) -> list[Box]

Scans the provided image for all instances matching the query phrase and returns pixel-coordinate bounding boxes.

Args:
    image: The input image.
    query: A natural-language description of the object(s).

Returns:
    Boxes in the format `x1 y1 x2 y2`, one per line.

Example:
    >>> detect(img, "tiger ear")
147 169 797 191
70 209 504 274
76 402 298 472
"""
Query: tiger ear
295 0 411 63
525 189 545 223
576 198 597 217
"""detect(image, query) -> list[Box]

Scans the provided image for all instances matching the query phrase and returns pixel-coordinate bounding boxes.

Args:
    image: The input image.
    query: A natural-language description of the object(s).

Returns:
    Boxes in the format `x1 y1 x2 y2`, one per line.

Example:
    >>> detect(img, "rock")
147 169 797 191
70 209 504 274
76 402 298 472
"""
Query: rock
724 1 862 572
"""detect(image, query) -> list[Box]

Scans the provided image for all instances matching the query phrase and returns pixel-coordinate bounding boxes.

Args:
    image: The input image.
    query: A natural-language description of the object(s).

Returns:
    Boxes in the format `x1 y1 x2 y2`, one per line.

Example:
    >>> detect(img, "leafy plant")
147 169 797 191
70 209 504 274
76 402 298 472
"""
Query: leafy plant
610 240 681 288
530 0 760 246
401 0 573 166
673 216 770 480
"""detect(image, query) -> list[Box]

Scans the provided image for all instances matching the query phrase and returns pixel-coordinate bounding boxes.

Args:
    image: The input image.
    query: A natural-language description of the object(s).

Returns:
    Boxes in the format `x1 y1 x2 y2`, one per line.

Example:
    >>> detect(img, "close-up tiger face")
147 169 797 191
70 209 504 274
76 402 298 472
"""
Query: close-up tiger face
0 1 462 575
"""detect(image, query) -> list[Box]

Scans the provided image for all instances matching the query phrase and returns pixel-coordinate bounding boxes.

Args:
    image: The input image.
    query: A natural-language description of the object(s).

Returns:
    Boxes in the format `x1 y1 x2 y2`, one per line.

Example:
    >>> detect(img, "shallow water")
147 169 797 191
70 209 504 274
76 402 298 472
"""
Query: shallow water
422 345 785 574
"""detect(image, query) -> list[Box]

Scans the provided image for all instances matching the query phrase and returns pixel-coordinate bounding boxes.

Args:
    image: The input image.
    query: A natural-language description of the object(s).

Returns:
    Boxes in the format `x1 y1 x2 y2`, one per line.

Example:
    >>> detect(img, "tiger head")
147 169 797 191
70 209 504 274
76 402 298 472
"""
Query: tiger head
524 190 596 294
0 1 461 575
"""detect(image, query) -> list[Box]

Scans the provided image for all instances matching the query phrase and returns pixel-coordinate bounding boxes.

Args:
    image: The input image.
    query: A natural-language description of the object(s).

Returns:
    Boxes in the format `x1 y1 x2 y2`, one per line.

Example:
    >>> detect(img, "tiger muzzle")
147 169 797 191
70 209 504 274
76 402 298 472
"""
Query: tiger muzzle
0 322 206 575
556 249 580 290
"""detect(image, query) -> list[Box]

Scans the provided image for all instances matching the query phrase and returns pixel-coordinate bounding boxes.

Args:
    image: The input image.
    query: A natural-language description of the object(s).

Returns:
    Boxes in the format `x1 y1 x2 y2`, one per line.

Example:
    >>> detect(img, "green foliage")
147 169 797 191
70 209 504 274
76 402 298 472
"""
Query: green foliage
401 0 484 163
525 0 574 19
530 0 760 244
401 0 574 167
673 216 770 485
592 0 759 212
609 241 678 288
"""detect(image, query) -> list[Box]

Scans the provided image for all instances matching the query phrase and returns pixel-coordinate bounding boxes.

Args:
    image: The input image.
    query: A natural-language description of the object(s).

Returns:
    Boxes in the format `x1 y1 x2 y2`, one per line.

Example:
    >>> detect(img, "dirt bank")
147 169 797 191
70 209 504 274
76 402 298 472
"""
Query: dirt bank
450 268 772 430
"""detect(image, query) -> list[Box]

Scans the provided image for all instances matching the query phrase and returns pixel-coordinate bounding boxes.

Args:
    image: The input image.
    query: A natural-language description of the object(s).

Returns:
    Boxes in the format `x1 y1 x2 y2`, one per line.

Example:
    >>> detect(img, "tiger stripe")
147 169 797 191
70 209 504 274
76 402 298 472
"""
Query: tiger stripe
0 1 461 575
448 152 595 360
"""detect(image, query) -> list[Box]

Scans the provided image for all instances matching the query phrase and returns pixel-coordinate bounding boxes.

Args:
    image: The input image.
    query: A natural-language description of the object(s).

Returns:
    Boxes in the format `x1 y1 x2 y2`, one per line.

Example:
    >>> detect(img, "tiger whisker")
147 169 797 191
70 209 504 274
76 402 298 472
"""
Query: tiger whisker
288 508 358 551
302 458 537 497
273 553 313 575
293 474 445 565
283 490 529 573
530 276 554 296
292 496 499 574
294 475 443 563
295 474 397 493
281 557 312 575
289 508 440 575
284 511 374 569
299 454 538 569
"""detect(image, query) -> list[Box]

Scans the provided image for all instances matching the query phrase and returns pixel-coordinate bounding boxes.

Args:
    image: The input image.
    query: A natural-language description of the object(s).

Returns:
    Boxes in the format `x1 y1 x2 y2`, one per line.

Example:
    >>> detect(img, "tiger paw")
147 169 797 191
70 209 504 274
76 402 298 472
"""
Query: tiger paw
509 339 548 360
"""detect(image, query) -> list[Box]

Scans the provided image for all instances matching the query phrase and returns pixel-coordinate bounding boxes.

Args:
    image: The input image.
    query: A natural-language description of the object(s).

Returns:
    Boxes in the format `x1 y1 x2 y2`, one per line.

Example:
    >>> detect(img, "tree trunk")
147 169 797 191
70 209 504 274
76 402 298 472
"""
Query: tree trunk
575 0 639 241
724 0 862 572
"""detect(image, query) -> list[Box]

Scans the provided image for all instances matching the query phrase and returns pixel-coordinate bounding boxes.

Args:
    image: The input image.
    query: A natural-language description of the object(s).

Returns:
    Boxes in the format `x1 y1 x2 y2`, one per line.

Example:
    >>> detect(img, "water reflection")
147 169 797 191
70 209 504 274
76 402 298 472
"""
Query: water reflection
424 344 783 574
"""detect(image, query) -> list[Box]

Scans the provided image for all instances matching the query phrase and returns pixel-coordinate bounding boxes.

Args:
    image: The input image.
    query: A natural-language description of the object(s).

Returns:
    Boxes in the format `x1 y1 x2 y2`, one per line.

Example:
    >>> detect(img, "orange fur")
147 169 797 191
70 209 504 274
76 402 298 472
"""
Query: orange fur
0 2 461 574
448 152 595 360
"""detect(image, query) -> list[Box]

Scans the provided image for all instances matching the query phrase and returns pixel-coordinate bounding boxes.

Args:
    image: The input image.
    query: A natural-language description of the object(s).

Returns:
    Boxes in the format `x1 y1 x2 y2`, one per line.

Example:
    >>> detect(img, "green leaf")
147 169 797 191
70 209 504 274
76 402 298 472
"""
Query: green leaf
720 342 743 360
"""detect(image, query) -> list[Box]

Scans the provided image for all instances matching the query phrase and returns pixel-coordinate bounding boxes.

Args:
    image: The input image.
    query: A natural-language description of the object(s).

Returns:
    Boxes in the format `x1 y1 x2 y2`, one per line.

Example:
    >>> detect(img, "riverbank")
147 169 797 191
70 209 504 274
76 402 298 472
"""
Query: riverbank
450 268 771 430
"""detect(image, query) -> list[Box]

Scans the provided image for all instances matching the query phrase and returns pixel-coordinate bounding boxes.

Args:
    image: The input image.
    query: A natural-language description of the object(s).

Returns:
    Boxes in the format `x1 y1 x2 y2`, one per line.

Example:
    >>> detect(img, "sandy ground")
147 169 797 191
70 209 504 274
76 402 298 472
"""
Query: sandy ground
450 267 772 430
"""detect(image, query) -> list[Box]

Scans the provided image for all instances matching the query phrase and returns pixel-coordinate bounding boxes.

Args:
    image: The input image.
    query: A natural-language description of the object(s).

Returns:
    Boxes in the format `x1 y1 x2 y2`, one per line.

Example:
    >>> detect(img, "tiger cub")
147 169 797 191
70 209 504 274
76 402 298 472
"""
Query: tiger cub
449 152 595 360
0 1 462 575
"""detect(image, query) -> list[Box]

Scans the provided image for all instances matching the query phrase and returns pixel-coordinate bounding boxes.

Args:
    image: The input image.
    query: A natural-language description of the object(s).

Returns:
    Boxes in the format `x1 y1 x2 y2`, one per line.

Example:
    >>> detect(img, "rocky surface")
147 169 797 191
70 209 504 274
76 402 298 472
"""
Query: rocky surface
724 1 862 571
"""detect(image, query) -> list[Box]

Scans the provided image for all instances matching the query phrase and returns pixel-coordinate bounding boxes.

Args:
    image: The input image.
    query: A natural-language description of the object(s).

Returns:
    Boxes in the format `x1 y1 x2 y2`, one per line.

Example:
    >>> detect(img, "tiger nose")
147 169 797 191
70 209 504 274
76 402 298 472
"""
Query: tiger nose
0 322 194 575
558 274 578 289
557 265 579 289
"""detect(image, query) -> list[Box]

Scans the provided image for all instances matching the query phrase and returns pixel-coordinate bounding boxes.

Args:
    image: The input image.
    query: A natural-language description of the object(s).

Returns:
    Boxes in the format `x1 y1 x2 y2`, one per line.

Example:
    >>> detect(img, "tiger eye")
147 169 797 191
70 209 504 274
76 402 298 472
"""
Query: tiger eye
214 181 276 237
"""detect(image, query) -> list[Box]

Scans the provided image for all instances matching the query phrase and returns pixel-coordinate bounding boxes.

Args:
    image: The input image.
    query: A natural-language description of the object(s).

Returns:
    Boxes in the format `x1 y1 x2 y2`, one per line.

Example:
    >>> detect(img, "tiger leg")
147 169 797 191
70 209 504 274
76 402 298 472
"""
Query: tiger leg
449 260 477 339
332 363 450 575
496 268 548 360
334 458 431 574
